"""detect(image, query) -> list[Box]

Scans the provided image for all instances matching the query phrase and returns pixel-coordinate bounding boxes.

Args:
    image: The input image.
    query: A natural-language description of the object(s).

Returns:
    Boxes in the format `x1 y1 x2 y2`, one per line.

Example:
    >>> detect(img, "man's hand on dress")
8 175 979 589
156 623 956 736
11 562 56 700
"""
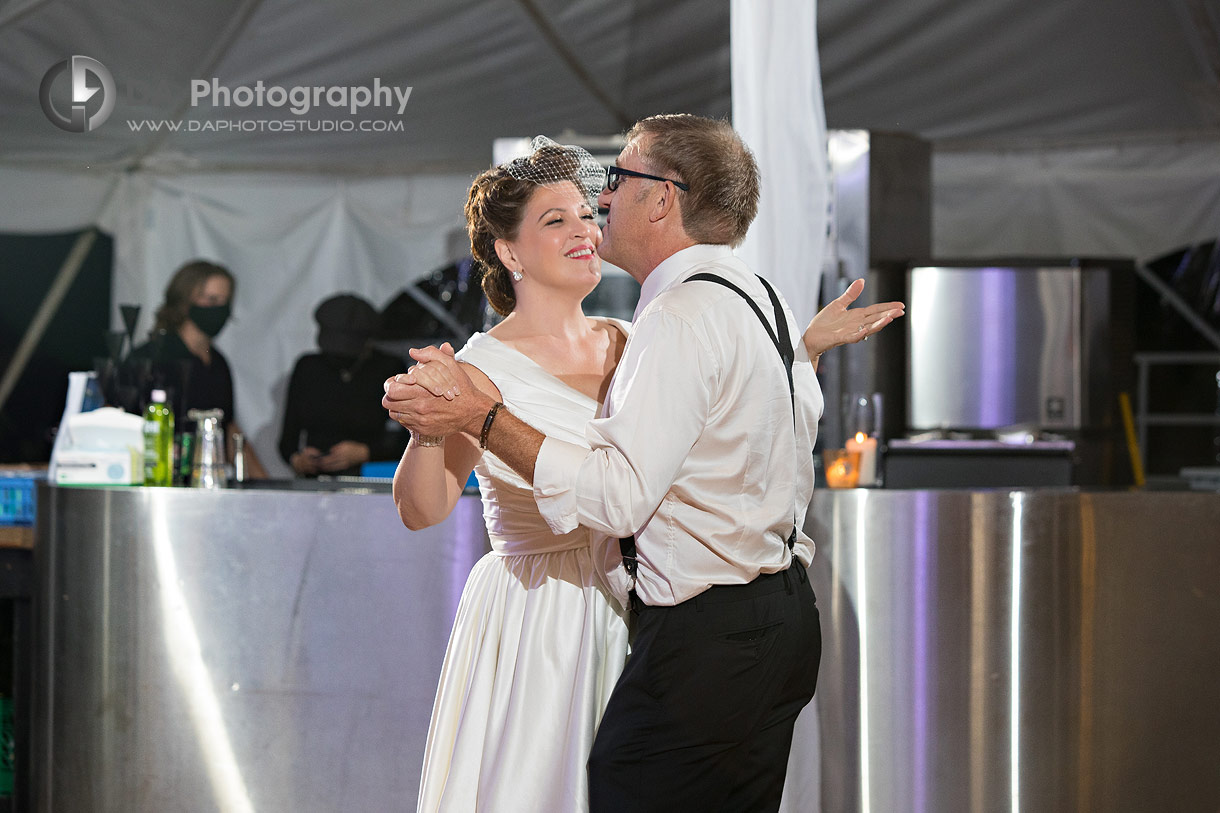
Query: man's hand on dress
802 278 905 361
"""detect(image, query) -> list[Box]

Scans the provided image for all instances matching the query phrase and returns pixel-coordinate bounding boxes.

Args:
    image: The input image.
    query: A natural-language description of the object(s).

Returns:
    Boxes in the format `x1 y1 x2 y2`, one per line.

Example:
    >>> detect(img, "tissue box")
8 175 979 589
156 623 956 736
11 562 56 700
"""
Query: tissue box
51 407 145 486
53 449 142 485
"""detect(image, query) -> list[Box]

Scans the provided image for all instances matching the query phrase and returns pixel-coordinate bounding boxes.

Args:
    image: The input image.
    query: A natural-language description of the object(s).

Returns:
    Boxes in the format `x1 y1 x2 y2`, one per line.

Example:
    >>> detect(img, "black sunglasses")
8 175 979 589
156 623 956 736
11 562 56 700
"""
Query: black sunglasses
604 165 689 193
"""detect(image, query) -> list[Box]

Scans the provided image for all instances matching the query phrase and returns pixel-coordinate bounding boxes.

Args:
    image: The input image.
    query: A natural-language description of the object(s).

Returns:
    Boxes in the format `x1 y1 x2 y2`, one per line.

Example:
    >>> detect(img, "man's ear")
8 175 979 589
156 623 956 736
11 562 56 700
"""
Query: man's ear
650 182 679 224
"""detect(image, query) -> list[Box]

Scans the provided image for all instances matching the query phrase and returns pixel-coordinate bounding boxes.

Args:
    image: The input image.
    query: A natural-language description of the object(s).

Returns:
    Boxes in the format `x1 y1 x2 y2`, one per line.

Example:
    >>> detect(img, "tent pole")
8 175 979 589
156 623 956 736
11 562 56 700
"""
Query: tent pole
512 0 632 128
0 228 99 415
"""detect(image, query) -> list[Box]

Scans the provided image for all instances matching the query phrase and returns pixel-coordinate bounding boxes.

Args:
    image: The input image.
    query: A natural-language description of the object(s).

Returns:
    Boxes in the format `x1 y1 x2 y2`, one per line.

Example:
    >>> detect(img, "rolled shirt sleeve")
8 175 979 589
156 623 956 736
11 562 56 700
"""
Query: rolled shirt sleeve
533 436 590 535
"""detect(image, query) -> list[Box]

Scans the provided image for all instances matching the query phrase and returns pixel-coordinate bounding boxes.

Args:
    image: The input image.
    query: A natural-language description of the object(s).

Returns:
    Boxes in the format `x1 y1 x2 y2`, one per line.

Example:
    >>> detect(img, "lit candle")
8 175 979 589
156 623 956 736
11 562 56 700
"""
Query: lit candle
822 448 860 488
845 432 878 486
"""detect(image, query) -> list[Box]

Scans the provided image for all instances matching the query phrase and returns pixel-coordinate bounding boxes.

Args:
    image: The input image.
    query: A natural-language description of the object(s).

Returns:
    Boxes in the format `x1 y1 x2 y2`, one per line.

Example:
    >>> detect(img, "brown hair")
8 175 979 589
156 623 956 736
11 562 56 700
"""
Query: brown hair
626 114 760 247
464 145 584 316
151 260 236 334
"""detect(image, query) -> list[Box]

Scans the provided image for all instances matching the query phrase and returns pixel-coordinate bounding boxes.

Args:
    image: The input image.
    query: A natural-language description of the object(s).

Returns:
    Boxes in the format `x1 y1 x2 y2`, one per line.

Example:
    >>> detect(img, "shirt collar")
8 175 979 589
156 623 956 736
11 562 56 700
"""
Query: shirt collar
632 244 735 321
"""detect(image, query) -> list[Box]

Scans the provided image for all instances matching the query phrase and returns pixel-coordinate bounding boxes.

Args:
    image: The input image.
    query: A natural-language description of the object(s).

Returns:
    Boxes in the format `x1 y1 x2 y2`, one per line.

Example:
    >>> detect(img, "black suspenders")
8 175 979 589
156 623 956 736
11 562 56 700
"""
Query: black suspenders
619 272 800 609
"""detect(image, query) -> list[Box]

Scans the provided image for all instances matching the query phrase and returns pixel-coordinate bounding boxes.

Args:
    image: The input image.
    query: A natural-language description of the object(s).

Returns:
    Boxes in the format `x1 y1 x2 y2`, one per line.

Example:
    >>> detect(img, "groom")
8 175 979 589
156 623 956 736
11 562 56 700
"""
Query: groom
386 114 890 811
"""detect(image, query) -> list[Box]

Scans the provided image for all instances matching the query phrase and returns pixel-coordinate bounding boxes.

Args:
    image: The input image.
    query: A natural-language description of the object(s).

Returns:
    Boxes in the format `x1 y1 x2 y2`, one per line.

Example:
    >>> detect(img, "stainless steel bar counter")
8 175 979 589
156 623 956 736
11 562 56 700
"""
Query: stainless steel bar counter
34 485 1220 812
35 483 489 813
800 488 1220 813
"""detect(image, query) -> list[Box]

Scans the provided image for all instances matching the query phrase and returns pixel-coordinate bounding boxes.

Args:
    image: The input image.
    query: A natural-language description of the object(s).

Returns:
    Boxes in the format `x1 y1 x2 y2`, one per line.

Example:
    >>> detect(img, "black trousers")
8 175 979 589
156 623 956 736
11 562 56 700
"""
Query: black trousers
588 566 822 812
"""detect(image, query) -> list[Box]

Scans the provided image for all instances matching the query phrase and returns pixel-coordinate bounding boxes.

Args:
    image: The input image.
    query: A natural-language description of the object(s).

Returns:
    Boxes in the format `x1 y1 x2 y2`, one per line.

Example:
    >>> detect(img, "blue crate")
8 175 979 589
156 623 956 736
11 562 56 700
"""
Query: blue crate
359 461 398 478
0 471 45 527
359 461 479 493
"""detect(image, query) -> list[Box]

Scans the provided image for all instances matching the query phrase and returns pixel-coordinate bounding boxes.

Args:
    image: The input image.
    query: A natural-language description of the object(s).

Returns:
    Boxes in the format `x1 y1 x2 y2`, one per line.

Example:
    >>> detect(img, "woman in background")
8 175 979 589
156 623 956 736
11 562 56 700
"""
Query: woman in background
128 259 267 478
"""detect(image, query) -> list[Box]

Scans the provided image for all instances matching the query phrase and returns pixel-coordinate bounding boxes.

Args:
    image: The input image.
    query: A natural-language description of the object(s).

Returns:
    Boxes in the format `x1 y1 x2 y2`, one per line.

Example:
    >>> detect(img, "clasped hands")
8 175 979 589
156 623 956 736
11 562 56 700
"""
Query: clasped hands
383 342 492 440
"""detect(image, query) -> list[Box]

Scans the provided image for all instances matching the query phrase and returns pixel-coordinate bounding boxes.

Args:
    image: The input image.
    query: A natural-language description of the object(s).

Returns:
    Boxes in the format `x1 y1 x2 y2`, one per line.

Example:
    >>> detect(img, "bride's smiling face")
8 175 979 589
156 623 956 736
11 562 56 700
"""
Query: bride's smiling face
495 181 602 299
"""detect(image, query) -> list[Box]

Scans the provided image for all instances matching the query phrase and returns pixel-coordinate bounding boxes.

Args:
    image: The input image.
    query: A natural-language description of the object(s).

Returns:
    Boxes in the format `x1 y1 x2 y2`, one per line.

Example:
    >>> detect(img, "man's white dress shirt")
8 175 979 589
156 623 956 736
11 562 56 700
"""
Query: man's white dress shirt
534 244 824 606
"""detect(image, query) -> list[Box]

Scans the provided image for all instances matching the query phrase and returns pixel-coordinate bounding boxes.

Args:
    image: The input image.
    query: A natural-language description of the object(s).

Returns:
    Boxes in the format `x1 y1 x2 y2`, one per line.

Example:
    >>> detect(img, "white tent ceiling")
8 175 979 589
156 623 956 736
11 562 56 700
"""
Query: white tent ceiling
0 0 730 174
821 0 1219 146
1 0 1216 174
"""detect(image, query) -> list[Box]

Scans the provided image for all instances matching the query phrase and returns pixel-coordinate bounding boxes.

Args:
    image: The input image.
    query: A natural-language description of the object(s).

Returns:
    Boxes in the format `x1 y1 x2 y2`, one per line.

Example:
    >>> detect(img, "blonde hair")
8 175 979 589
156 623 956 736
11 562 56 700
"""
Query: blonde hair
627 114 759 247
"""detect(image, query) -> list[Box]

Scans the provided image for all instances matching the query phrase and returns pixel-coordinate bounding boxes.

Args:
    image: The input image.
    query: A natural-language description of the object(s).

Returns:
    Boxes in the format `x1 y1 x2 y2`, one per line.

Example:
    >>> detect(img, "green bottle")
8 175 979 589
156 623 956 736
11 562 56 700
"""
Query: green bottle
177 432 193 486
143 389 175 487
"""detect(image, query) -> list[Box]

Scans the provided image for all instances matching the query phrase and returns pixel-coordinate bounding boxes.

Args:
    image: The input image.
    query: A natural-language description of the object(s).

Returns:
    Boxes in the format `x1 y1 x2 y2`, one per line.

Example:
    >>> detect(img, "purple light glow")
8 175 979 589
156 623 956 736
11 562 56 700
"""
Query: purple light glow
912 492 934 813
445 495 489 621
978 269 1018 427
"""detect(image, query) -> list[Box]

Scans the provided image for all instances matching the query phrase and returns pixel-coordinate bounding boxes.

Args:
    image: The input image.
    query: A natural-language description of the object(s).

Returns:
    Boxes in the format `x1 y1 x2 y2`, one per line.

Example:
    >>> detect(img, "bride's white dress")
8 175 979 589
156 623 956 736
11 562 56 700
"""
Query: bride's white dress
416 329 630 813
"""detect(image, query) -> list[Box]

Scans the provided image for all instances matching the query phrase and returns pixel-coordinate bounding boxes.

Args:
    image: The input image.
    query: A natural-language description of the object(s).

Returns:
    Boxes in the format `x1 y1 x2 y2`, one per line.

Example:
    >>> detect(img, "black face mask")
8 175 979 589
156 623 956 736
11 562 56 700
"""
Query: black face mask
188 304 231 338
318 329 368 361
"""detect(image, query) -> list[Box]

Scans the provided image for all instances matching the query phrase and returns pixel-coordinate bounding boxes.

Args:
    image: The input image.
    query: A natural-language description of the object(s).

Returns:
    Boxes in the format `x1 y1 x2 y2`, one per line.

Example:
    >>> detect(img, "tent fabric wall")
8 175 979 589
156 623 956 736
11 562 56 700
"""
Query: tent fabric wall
816 0 1219 143
932 137 1220 262
731 0 828 328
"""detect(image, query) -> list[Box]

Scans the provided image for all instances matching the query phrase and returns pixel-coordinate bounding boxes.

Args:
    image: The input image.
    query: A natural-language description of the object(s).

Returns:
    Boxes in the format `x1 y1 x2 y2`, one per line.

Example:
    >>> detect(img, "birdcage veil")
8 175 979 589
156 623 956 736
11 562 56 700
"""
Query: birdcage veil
502 135 605 209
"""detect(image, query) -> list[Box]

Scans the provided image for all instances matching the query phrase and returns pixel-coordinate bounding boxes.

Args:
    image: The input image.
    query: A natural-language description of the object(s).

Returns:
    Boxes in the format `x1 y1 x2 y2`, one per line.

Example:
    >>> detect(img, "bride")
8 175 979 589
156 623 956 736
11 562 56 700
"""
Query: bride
393 138 629 813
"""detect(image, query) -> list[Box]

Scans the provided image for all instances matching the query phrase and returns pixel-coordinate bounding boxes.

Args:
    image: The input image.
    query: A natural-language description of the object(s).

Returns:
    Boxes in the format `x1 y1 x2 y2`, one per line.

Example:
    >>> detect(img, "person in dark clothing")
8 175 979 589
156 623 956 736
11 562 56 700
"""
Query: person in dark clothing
279 294 408 477
129 330 234 430
127 259 268 478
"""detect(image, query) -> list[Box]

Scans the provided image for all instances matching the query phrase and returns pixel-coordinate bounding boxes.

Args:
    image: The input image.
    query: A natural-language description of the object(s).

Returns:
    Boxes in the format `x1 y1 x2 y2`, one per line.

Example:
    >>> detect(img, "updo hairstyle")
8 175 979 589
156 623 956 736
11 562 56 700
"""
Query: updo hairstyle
464 145 583 316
